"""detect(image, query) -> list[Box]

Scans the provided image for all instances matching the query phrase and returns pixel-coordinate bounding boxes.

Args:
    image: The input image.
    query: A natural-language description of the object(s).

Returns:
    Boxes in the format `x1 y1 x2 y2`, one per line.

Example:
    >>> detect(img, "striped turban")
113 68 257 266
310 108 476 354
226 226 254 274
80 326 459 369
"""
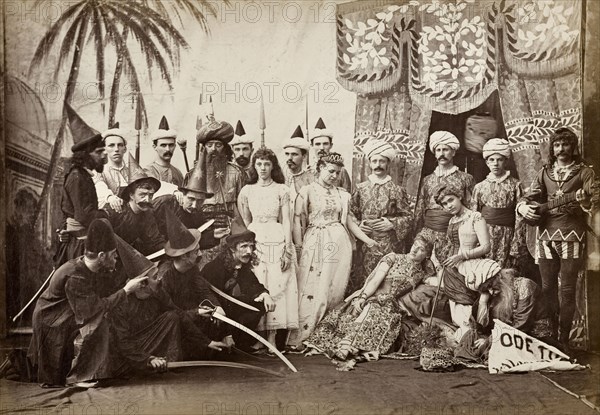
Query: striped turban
458 259 502 291
429 131 460 153
363 139 397 161
482 138 511 160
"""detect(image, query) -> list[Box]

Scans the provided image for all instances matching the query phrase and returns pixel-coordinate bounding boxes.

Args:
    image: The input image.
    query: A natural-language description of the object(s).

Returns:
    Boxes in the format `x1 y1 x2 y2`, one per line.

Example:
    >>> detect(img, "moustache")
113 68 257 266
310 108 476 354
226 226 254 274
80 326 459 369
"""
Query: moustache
437 156 448 161
235 155 250 167
163 152 173 157
374 167 384 171
286 160 297 167
317 150 328 157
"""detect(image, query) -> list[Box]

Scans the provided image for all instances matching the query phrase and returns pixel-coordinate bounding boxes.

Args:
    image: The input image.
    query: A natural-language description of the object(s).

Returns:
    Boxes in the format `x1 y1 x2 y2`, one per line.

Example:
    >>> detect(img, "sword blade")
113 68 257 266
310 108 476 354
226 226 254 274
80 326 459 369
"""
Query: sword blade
209 285 260 312
211 313 298 373
146 219 215 261
167 360 284 377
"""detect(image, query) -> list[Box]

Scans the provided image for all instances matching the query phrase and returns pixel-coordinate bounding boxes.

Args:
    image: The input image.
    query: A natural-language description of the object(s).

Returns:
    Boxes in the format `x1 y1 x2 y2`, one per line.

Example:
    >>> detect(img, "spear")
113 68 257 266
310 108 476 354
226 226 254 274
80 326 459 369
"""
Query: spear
305 95 310 165
134 92 142 163
195 93 203 163
259 97 266 149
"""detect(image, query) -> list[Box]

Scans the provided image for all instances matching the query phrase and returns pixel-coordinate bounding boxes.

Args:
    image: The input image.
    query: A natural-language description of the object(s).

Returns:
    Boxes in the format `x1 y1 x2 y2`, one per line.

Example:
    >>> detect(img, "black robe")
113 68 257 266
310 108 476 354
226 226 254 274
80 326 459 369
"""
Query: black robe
28 258 126 385
200 253 268 349
153 195 219 250
105 204 165 256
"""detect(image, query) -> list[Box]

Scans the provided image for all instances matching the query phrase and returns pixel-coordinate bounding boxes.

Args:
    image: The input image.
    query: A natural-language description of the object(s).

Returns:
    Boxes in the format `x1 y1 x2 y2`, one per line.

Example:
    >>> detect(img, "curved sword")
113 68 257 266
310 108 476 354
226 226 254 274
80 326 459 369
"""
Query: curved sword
209 284 260 312
210 311 298 373
167 361 284 377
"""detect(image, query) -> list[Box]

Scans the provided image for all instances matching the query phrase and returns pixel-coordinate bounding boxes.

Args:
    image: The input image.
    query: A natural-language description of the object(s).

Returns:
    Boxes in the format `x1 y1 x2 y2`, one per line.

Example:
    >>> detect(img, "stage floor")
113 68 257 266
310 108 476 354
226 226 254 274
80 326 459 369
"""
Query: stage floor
1 350 598 415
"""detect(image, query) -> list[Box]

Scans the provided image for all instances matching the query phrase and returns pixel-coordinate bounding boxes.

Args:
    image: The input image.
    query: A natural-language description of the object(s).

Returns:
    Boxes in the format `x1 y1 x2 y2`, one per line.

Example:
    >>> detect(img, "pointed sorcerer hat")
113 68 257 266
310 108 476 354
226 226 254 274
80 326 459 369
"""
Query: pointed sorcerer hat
65 102 103 153
164 209 202 257
115 234 156 279
311 117 333 143
178 149 213 197
283 125 309 151
230 120 254 146
119 153 161 201
225 216 256 246
150 115 178 143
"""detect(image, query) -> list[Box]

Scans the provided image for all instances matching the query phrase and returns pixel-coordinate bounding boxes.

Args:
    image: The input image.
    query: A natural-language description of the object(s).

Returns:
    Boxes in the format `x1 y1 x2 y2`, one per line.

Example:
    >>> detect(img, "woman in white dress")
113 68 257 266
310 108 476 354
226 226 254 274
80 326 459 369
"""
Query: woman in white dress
288 153 378 348
237 148 298 350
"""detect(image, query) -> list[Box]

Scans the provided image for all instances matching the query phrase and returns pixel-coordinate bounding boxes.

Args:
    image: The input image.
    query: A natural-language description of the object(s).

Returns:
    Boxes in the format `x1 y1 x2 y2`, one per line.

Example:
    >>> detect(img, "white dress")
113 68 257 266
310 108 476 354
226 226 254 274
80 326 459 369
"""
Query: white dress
238 183 299 331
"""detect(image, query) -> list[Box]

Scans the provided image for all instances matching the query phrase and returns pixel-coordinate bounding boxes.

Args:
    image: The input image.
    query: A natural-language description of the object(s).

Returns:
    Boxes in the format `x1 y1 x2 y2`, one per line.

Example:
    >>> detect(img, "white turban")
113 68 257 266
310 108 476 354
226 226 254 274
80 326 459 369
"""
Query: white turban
429 131 460 153
482 138 511 160
363 139 397 160
458 259 502 291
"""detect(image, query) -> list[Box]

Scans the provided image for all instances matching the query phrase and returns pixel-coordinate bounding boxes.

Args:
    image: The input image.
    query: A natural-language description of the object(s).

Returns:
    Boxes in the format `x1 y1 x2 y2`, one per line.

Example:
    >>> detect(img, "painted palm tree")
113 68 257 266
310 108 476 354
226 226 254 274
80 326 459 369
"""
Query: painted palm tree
108 0 222 126
28 0 220 223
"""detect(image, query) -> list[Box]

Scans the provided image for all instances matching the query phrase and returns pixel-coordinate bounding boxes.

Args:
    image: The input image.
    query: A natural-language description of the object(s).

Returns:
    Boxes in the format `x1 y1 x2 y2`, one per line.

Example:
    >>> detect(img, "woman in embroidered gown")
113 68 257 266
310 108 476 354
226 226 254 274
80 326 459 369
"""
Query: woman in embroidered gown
437 184 502 342
470 139 523 268
288 153 377 347
237 148 298 349
304 236 435 360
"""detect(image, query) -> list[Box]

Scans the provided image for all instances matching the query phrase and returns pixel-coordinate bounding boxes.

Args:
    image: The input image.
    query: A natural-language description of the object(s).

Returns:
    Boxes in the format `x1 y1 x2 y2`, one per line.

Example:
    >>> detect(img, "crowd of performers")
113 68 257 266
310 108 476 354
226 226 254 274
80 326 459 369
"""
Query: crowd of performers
23 104 596 387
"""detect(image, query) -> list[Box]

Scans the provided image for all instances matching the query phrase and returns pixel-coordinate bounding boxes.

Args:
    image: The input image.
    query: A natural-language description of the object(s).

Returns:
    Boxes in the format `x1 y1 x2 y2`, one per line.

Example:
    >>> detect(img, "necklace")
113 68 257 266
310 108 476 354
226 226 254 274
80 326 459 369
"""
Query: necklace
258 179 274 187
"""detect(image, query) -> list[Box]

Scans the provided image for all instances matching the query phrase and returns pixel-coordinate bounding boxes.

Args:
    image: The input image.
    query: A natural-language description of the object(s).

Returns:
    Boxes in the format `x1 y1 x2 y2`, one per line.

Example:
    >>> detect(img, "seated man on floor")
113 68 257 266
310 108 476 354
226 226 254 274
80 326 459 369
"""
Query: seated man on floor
156 210 233 356
28 219 148 387
200 217 276 351
109 237 230 377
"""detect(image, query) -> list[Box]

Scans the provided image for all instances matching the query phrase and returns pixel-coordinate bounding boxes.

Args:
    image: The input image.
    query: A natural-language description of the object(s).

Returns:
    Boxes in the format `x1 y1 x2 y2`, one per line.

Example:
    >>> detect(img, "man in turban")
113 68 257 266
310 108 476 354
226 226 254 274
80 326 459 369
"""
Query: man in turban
470 138 524 268
414 131 474 266
144 116 184 187
195 117 247 267
349 139 412 293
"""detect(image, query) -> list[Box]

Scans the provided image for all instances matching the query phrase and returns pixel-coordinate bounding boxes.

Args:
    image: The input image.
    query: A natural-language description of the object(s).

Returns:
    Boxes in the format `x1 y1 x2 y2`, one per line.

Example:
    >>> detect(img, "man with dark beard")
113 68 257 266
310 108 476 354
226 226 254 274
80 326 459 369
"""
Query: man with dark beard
144 116 184 187
195 116 247 266
28 219 148 387
200 217 275 351
56 104 110 266
105 157 165 256
230 120 254 179
517 127 595 351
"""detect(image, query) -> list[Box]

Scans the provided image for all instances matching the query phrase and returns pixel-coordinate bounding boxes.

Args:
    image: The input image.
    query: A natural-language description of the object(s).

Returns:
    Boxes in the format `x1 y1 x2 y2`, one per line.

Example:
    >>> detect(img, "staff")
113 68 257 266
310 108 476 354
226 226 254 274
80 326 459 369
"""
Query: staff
259 97 266 149
195 93 203 163
134 92 142 163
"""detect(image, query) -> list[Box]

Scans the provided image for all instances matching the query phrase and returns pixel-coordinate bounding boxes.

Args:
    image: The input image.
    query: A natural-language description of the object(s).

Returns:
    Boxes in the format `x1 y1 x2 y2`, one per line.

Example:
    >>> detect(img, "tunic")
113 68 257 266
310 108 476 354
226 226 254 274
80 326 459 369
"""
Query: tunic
105 204 165 256
350 175 412 291
144 162 184 187
93 164 129 208
471 172 523 268
238 182 299 331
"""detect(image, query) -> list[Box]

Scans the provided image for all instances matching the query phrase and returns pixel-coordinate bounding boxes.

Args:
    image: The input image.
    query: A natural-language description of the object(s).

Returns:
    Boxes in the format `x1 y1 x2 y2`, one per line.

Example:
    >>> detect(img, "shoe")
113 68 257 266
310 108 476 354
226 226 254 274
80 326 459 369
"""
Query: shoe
72 380 99 389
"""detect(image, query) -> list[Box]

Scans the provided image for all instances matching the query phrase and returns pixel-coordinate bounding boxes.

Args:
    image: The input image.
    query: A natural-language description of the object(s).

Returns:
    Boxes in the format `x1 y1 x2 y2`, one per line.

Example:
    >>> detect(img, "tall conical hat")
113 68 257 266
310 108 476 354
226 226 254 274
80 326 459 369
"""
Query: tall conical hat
230 120 254 146
179 149 213 196
102 121 126 142
85 219 117 253
150 115 177 142
311 117 332 143
119 153 161 201
164 209 202 257
65 102 103 152
283 125 309 151
115 234 156 279
225 216 256 246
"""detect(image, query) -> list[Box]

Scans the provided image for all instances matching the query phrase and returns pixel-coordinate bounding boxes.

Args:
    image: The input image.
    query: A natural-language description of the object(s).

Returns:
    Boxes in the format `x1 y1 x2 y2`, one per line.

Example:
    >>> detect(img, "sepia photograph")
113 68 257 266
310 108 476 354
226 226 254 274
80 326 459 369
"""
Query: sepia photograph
0 0 598 413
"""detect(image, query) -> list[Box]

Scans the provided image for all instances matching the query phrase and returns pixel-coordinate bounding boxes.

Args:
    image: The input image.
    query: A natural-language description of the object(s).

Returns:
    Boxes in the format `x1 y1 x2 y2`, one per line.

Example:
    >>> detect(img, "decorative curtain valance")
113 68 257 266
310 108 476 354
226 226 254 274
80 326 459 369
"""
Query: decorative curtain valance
336 0 581 114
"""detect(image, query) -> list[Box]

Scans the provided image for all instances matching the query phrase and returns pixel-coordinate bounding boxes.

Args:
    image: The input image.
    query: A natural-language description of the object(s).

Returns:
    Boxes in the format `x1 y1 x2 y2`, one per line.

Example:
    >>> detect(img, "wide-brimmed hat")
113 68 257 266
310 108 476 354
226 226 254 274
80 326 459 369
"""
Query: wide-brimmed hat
119 153 161 202
164 209 202 257
225 216 255 246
